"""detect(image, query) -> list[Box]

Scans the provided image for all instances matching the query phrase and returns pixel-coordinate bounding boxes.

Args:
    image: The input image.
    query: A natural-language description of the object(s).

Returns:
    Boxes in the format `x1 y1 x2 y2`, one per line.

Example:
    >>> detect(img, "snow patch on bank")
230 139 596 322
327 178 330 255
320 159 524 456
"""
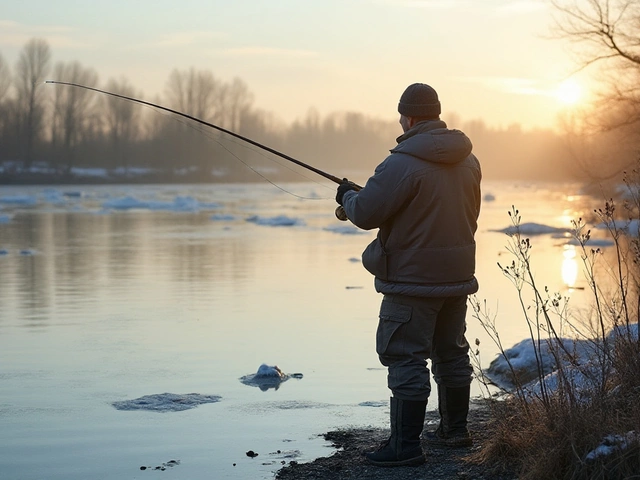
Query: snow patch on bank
585 431 639 462
486 324 639 395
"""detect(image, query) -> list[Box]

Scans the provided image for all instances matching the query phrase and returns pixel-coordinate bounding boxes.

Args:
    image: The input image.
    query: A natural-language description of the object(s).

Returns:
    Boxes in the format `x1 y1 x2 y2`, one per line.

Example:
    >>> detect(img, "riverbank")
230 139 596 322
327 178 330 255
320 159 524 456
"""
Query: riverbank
275 400 518 480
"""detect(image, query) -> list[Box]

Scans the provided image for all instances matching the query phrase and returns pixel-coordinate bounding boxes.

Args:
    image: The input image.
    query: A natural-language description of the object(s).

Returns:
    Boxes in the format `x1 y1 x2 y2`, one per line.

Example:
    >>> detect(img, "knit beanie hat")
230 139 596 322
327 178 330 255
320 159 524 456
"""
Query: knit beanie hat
398 83 441 118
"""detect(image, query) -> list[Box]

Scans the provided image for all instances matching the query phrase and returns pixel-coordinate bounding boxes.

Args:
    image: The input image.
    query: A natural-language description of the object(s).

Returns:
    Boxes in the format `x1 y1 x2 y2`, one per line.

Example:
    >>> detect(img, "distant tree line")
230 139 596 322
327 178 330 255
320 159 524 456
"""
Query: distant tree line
0 36 635 185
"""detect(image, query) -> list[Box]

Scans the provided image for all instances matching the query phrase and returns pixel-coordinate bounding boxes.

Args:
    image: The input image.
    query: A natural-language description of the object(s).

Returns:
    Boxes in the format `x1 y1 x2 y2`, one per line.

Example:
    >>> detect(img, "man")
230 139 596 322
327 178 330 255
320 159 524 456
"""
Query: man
336 83 481 467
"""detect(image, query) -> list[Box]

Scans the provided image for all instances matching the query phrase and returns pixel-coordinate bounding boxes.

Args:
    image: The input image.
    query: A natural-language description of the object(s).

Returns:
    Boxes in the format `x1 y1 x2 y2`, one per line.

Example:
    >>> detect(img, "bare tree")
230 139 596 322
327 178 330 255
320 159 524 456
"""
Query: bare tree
0 53 11 102
552 1 640 64
50 61 99 173
0 53 13 161
218 77 255 131
552 0 640 178
14 38 51 170
163 68 223 171
103 77 140 172
165 67 221 119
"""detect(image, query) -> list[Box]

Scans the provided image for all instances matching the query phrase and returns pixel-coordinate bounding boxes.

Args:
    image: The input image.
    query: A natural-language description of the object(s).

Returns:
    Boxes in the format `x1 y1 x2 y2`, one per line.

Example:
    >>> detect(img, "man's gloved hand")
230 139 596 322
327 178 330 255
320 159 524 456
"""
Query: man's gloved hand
336 179 358 206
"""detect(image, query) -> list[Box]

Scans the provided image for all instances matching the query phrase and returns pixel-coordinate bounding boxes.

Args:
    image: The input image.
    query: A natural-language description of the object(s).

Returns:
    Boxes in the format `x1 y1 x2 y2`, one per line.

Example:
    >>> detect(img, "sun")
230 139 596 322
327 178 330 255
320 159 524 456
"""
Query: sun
555 79 583 105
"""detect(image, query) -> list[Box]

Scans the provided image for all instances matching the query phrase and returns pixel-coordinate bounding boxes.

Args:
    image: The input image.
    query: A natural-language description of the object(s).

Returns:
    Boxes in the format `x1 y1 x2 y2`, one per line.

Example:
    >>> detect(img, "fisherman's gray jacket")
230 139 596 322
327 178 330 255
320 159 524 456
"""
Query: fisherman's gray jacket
341 119 481 298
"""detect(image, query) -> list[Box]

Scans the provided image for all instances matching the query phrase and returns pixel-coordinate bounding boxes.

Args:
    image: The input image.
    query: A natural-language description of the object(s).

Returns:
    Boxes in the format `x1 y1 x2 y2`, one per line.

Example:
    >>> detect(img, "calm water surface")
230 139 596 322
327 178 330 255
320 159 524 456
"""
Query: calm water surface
0 181 602 479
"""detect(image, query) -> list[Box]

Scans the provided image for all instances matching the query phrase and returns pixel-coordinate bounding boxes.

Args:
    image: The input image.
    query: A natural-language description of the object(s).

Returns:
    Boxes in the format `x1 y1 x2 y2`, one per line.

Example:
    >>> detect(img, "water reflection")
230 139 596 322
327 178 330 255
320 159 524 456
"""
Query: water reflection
0 182 619 480
561 245 578 288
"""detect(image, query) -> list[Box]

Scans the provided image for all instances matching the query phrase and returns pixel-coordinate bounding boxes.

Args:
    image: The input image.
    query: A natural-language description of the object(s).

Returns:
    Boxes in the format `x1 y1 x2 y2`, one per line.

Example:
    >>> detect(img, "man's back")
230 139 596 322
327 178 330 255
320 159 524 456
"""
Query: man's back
343 119 481 287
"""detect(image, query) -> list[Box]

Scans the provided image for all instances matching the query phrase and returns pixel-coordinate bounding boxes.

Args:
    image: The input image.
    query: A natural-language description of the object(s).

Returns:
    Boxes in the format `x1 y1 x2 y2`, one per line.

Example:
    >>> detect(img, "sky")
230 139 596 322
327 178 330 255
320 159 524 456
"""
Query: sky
0 0 590 131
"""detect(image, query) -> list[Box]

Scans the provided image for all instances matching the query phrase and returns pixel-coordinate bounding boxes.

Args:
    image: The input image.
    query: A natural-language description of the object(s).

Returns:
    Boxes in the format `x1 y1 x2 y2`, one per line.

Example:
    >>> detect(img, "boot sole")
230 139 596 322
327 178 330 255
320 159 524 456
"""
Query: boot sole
366 454 425 467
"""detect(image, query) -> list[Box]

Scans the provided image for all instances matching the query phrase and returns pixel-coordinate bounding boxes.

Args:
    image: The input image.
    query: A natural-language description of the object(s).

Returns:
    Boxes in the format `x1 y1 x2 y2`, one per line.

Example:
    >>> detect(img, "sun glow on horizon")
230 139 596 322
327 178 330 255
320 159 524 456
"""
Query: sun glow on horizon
555 79 583 105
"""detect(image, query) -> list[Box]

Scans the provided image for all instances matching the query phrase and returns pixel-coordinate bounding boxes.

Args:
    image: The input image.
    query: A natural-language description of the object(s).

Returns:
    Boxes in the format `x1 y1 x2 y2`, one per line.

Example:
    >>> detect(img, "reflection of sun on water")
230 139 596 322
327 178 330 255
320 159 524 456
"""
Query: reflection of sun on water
562 245 578 288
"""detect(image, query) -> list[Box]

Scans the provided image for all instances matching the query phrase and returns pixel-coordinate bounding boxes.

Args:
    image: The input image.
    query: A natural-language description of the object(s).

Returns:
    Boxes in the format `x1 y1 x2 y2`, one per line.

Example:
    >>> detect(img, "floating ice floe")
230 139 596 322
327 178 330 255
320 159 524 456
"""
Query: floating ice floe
358 400 387 407
62 190 84 198
492 222 569 236
41 188 69 204
210 213 236 221
564 237 615 247
245 215 304 227
112 393 222 412
483 193 496 202
39 188 86 205
102 195 221 212
594 219 640 237
0 195 38 206
0 214 12 224
240 364 303 391
323 224 367 235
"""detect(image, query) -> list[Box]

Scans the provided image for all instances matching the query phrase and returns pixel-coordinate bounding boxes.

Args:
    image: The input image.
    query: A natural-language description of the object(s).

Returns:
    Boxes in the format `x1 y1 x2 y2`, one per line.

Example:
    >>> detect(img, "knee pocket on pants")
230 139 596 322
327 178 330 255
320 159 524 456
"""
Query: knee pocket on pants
376 299 412 357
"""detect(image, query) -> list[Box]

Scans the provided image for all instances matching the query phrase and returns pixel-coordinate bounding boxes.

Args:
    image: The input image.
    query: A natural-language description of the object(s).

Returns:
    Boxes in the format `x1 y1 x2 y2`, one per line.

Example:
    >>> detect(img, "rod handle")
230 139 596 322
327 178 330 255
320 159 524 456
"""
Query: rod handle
334 179 362 222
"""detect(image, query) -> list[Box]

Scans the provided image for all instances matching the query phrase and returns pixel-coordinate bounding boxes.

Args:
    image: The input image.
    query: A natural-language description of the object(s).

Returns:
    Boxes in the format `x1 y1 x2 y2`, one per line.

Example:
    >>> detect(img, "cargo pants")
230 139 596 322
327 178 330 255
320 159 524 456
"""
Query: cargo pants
376 294 473 402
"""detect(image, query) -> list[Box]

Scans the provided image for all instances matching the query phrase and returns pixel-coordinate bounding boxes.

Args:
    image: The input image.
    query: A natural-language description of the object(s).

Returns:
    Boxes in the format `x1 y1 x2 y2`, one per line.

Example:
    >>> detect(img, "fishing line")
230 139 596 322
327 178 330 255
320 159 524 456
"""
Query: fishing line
158 110 335 200
45 81 357 190
171 112 333 187
46 80 357 220
129 100 335 198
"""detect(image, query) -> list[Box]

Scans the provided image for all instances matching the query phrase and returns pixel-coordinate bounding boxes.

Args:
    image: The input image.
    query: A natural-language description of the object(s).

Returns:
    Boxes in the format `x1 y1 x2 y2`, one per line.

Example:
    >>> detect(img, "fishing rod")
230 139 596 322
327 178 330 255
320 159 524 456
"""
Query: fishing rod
45 80 359 220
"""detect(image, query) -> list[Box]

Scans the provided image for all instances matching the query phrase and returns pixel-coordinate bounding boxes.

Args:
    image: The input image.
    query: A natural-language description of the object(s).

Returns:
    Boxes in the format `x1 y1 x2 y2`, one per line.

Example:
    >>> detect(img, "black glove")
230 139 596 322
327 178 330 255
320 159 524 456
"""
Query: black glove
336 179 358 206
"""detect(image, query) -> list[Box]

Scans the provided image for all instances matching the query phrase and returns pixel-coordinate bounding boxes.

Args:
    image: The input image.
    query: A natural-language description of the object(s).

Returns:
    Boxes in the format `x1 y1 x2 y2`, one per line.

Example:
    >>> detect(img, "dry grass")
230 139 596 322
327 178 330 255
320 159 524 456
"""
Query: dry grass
472 161 640 480
475 379 640 479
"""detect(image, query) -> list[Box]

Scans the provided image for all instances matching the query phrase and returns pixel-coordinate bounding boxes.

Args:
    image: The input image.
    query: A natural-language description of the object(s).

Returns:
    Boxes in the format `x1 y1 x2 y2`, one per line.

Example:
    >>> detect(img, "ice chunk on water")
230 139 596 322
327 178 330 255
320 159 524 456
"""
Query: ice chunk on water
102 195 221 212
256 364 285 378
240 364 303 391
0 195 37 206
483 193 496 202
492 222 569 236
323 224 367 235
112 392 222 412
211 213 236 221
245 215 304 226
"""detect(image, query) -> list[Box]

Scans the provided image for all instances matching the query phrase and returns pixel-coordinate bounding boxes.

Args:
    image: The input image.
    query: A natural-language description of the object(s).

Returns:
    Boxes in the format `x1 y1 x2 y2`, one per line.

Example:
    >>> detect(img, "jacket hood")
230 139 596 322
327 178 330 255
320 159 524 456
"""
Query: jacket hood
391 120 473 165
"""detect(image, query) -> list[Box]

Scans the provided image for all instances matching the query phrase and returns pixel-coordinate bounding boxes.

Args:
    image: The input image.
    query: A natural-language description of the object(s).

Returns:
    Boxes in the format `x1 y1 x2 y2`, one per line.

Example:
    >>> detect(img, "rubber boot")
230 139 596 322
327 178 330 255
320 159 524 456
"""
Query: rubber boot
425 385 472 448
365 397 427 467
